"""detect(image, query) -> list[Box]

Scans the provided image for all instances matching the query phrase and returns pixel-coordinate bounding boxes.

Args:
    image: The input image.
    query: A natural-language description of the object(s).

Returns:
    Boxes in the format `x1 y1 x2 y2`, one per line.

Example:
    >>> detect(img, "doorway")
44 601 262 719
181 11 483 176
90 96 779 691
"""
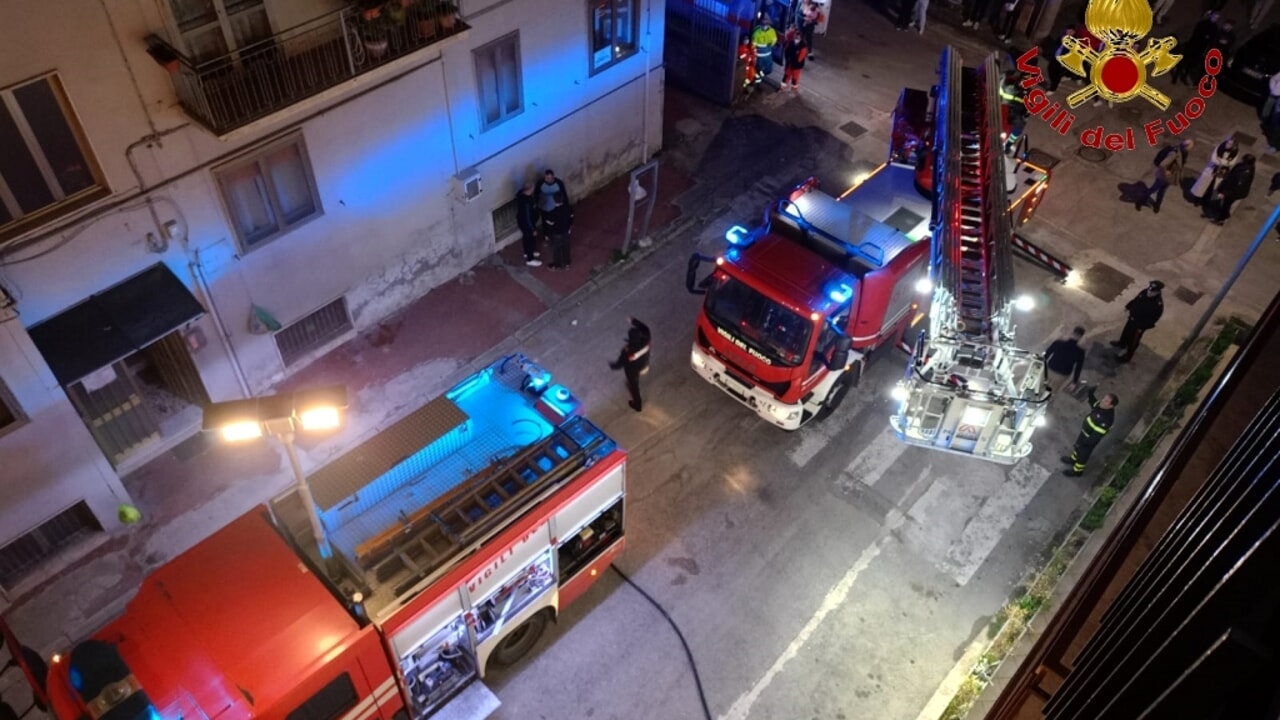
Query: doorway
64 330 211 468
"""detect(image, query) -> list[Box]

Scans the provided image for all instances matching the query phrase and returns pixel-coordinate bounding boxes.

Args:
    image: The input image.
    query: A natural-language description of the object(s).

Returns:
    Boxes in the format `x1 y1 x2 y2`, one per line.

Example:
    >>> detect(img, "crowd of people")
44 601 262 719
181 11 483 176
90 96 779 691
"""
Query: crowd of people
739 1 823 93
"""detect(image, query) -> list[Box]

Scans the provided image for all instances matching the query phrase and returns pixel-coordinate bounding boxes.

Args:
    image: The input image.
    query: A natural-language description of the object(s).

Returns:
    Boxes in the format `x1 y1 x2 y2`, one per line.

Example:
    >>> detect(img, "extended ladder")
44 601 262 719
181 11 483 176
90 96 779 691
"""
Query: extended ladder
890 47 1048 465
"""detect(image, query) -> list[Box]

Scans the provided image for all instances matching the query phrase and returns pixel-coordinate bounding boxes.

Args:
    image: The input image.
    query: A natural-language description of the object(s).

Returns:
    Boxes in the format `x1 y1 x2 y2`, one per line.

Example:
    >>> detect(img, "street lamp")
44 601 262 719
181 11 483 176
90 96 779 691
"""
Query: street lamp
202 386 348 574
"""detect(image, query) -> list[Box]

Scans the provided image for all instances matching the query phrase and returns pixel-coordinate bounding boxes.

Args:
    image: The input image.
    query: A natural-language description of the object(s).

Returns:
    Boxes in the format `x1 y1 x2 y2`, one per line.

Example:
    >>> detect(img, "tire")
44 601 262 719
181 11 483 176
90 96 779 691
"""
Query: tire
488 612 549 668
815 371 854 422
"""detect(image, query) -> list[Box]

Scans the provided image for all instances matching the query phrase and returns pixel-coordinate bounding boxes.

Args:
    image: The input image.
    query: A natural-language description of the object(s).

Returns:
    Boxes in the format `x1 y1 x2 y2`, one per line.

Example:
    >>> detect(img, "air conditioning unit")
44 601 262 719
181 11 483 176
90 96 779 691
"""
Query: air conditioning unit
453 167 483 203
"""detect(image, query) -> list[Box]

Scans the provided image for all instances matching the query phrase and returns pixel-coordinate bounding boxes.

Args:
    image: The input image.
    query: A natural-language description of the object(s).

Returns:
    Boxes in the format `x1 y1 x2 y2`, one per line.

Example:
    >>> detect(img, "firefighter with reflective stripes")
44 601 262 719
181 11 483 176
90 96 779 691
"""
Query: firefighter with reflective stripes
738 32 757 92
609 316 651 412
1062 389 1117 476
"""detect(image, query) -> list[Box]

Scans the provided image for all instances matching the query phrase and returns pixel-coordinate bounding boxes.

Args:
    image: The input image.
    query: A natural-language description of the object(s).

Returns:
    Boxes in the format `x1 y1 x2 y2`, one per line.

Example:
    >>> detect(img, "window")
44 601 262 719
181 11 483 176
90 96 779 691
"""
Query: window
287 673 357 720
0 378 25 437
474 33 523 130
0 74 107 240
492 197 518 241
215 136 322 252
167 0 272 63
588 0 638 74
0 501 101 590
275 296 353 368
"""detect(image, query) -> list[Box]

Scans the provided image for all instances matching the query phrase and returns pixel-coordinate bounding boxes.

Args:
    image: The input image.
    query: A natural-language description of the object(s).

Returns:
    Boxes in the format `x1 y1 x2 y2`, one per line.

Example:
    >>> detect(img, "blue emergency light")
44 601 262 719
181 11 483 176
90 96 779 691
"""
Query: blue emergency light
827 282 853 303
725 225 750 245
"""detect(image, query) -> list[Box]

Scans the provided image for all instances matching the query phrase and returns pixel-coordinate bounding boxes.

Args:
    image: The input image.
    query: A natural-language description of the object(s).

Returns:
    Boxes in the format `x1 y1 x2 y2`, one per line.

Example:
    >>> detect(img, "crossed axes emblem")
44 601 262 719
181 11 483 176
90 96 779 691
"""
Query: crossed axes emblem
1057 35 1181 110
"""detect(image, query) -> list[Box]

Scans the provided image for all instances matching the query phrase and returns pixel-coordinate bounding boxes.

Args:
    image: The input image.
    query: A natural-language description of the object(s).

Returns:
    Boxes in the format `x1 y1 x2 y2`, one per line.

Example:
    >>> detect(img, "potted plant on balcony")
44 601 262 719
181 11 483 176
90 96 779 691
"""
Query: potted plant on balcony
357 1 392 59
437 1 459 32
417 0 458 40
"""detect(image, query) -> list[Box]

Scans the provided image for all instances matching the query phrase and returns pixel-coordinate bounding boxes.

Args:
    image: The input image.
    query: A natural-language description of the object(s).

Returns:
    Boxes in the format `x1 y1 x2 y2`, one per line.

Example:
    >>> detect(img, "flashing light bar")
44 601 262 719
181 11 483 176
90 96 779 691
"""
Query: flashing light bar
827 282 853 303
726 224 750 245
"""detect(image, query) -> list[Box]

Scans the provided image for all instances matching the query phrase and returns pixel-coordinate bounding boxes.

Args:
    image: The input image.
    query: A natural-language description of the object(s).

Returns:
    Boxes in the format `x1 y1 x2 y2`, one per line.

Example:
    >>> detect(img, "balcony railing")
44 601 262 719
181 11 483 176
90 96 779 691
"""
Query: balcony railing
146 2 467 136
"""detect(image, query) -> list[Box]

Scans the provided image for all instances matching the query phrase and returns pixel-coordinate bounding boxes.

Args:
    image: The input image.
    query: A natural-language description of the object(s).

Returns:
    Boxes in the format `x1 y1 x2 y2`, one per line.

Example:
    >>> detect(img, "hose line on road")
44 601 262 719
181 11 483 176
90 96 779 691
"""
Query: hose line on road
610 564 714 720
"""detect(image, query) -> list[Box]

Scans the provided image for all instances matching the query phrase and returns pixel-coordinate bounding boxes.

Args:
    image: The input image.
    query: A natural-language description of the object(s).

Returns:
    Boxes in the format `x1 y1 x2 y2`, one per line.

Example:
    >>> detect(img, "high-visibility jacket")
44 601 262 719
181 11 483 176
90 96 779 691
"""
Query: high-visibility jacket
752 25 777 52
1078 389 1114 446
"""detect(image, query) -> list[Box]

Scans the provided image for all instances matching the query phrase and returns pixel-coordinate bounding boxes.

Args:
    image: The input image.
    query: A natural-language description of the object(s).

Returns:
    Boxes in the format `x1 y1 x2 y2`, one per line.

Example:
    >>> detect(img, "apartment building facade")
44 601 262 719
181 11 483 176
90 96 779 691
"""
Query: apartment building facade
0 0 664 600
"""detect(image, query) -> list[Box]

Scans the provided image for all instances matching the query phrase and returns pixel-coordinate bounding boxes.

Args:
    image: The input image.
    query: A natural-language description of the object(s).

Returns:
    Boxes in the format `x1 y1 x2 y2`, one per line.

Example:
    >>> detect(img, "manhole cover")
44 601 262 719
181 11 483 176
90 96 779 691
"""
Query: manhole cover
1118 106 1142 122
1025 148 1060 169
840 120 867 140
1174 286 1203 305
1077 146 1111 163
1080 262 1134 303
1233 131 1257 147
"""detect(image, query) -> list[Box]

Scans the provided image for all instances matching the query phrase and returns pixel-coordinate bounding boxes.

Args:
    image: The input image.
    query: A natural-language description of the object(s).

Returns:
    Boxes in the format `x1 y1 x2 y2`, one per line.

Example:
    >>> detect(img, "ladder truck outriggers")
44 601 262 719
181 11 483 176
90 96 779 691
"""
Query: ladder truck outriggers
890 48 1054 464
1 356 627 720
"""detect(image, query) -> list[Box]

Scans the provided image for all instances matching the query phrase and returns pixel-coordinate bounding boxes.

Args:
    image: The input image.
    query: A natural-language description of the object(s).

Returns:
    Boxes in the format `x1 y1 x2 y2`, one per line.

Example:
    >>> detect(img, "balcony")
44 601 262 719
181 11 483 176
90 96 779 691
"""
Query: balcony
146 1 468 136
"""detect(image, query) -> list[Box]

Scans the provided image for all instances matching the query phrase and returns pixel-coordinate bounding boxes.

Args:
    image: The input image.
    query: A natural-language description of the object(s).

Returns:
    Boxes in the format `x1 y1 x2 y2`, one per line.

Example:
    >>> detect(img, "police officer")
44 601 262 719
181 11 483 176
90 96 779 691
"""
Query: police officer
1112 281 1164 363
1061 389 1117 477
609 316 651 412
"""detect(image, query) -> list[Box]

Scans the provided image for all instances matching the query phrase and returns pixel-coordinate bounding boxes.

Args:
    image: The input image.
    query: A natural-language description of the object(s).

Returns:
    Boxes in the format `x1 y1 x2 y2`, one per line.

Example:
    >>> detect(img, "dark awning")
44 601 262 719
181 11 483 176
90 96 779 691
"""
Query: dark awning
28 263 205 386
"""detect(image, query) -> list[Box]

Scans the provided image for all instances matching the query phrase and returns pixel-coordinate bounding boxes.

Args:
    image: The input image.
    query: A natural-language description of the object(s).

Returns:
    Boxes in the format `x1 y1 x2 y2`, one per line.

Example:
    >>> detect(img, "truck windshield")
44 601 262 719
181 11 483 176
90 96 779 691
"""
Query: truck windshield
704 273 812 367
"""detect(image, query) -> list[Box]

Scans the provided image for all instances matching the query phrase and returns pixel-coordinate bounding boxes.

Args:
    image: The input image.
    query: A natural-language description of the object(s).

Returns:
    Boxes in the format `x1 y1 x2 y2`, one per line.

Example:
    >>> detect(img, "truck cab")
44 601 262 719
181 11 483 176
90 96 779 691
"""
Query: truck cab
687 166 932 430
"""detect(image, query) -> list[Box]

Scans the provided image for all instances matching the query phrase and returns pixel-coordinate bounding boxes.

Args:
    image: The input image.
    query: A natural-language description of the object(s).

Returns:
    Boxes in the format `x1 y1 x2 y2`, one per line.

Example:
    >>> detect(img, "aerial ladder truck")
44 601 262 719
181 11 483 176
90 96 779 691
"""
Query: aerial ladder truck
889 48 1051 464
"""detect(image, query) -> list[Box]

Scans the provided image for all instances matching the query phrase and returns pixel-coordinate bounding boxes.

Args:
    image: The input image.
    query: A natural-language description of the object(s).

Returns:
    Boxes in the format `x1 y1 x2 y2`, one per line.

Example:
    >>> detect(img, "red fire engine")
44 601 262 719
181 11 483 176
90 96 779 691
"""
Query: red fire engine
1 355 626 720
685 54 1052 430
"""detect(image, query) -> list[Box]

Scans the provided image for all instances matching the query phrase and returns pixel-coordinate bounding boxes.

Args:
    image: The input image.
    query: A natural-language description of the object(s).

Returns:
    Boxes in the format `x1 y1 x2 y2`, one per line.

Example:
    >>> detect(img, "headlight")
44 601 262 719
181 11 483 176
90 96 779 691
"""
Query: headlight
691 350 706 369
764 401 799 422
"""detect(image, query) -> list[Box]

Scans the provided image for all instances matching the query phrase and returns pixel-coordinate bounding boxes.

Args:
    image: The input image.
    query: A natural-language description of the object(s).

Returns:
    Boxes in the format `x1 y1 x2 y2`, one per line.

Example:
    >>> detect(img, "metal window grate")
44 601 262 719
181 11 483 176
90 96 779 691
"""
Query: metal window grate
0 501 101 589
275 296 353 368
492 197 518 241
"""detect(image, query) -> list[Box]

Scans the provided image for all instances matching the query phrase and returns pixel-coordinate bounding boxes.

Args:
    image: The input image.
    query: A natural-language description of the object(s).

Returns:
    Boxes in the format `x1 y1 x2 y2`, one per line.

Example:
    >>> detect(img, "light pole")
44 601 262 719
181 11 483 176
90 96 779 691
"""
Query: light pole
202 385 347 575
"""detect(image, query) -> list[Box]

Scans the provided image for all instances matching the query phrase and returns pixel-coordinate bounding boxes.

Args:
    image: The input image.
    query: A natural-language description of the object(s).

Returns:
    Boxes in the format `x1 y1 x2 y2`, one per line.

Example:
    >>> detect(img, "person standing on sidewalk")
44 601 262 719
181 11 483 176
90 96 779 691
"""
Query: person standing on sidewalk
538 169 569 235
800 1 821 54
1044 326 1086 398
1190 136 1239 206
996 0 1022 44
1061 389 1117 477
1204 154 1256 225
1137 139 1192 214
543 192 574 270
1173 11 1218 85
515 181 542 267
782 33 809 91
910 0 930 34
752 17 778 78
962 0 993 28
1112 281 1165 363
1262 71 1280 129
609 316 651 412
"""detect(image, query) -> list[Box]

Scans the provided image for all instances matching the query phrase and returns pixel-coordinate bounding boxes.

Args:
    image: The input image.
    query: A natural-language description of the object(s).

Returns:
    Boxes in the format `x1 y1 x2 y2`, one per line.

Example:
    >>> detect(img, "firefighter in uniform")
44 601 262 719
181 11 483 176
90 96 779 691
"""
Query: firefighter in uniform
1061 389 1117 477
1000 69 1028 156
752 17 778 81
609 316 651 412
738 32 757 93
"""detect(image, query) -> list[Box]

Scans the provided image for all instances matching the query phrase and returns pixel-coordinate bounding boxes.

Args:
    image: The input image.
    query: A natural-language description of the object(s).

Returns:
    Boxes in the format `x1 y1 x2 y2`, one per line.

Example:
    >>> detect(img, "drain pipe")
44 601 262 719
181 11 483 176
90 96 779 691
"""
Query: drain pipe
192 247 252 397
641 0 654 162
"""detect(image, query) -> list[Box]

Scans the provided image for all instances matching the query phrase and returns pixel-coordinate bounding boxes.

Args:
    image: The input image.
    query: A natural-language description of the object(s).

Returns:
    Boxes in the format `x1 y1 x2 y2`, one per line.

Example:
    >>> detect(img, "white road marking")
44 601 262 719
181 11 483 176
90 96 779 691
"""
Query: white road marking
787 408 859 468
839 426 910 488
720 468 931 720
940 461 1051 585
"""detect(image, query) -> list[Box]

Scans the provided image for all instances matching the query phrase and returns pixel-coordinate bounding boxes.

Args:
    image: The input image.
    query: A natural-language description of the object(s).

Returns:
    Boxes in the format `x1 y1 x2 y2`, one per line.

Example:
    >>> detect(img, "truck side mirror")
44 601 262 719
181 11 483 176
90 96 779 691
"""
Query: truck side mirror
829 335 852 370
686 253 715 295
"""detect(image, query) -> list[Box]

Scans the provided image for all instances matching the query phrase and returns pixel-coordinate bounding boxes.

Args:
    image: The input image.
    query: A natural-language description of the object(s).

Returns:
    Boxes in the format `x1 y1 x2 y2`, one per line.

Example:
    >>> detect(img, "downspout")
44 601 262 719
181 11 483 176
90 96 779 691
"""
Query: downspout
641 0 654 162
192 247 253 397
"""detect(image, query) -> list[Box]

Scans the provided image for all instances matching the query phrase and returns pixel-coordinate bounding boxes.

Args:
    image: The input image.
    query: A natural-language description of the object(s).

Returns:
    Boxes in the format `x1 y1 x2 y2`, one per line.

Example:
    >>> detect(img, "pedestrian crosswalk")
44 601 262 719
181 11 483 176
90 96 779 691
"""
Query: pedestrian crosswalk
795 425 1052 586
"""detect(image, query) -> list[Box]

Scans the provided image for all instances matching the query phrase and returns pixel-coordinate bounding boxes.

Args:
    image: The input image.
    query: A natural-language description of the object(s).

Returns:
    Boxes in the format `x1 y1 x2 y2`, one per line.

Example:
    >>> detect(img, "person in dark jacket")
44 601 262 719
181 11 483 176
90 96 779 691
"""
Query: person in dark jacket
1173 11 1219 85
514 181 542 267
1061 389 1117 476
1044 326 1086 398
543 192 574 270
609 316 652 412
537 169 570 234
1138 140 1192 213
1204 154 1256 225
1112 281 1165 363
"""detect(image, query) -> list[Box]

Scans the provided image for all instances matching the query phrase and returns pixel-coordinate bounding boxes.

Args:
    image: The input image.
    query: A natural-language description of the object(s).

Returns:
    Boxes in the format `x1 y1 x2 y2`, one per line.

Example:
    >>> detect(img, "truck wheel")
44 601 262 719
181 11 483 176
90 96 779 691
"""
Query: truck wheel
815 371 854 422
489 612 549 668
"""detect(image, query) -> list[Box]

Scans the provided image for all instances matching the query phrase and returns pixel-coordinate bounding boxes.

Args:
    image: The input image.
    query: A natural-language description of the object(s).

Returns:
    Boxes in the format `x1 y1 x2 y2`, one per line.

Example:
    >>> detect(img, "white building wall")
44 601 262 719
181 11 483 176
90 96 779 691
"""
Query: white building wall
0 0 664 594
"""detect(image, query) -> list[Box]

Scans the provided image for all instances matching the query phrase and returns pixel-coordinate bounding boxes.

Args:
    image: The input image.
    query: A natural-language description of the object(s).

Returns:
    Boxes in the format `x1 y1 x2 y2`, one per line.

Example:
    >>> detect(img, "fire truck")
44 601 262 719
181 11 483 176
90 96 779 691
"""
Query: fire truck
0 355 626 720
890 48 1055 463
684 51 1051 431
